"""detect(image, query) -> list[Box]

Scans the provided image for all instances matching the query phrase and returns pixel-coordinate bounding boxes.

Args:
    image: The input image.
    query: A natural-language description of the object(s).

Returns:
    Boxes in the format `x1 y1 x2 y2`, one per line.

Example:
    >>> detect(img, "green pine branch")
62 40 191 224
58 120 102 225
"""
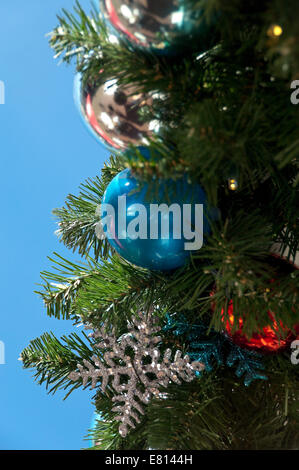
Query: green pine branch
90 357 299 450
36 209 298 336
21 330 94 396
22 0 299 450
53 155 124 261
49 1 106 65
36 253 102 320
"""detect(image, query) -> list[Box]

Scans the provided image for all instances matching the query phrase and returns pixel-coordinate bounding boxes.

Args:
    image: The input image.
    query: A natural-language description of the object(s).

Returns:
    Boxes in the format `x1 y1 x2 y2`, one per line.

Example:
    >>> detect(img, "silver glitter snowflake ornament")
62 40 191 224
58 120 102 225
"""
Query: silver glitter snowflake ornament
69 311 204 437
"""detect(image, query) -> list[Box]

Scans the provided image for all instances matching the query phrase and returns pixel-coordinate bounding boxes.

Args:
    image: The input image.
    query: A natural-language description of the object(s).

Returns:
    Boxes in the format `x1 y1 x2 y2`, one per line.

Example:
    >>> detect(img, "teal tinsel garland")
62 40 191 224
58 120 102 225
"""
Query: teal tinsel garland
164 314 268 387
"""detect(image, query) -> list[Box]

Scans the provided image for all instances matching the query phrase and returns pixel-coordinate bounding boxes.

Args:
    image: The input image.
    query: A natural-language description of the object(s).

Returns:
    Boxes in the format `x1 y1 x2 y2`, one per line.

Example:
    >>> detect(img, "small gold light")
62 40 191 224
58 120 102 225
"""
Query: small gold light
268 24 283 38
228 178 238 191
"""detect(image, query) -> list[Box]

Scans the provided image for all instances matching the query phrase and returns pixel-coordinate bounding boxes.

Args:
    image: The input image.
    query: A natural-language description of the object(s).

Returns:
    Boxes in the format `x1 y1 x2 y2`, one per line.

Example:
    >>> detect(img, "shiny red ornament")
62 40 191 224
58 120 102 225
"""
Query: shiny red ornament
223 302 299 353
217 255 299 354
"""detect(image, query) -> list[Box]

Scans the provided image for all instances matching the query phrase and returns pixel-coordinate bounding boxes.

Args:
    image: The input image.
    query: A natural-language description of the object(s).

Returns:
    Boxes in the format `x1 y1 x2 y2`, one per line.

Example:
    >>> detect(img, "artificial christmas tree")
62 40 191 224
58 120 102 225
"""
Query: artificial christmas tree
21 1 299 450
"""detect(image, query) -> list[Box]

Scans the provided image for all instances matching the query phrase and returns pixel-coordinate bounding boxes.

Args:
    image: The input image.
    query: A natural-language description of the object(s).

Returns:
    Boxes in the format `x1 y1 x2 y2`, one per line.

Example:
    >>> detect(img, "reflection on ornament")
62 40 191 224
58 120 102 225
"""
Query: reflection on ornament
74 72 155 151
100 0 215 52
108 33 120 44
215 256 299 353
224 302 299 353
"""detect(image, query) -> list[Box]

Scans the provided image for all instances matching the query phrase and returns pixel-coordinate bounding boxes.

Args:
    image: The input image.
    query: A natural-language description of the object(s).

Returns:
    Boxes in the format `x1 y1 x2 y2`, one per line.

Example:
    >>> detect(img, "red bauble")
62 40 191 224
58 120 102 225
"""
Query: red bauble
218 255 299 354
223 302 299 353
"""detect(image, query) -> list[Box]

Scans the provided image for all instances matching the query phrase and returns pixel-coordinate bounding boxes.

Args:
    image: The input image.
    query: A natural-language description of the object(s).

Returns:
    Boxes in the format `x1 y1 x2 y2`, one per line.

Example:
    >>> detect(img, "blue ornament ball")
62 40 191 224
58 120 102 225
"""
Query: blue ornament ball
101 168 210 271
100 0 216 54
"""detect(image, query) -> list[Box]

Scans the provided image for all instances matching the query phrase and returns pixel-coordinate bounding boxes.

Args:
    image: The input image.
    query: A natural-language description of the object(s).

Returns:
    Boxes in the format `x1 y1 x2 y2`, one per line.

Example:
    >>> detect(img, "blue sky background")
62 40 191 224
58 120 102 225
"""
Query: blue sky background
0 1 109 449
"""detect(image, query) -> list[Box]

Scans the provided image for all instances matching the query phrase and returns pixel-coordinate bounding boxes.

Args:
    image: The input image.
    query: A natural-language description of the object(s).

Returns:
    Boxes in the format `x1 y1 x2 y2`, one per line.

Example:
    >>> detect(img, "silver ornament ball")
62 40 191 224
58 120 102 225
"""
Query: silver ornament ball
74 72 158 151
100 0 214 52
